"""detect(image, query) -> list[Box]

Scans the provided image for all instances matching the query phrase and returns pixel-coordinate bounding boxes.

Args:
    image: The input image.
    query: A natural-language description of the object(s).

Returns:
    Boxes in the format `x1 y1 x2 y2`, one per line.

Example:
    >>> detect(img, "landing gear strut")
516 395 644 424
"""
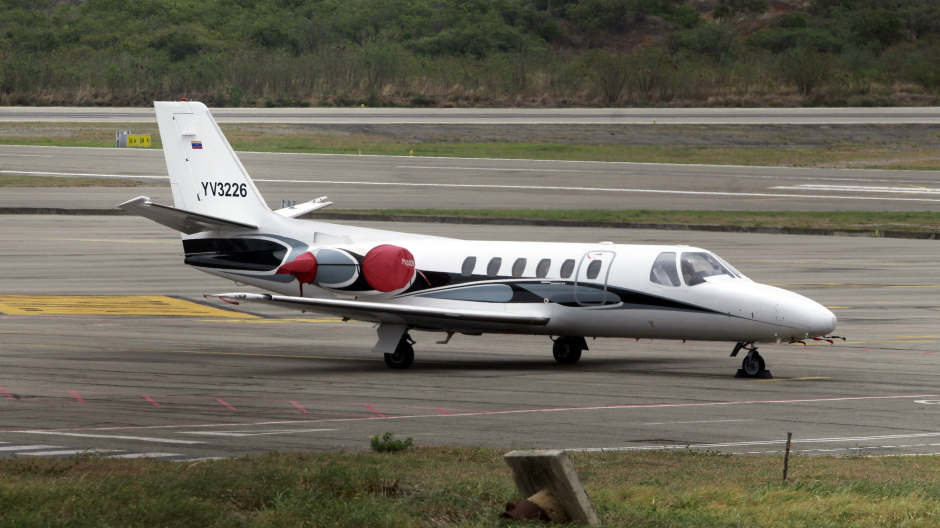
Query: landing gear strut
384 333 415 369
552 336 587 365
732 342 772 379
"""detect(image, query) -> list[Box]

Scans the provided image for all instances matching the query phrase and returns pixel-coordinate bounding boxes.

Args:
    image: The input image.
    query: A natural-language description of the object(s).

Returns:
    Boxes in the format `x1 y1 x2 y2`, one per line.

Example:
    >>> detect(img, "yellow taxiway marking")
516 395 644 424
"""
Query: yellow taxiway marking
0 295 256 318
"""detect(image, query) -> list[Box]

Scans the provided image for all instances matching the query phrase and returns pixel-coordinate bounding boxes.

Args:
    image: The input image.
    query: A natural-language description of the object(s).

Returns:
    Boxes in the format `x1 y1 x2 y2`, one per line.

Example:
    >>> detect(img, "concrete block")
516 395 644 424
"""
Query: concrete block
504 449 600 525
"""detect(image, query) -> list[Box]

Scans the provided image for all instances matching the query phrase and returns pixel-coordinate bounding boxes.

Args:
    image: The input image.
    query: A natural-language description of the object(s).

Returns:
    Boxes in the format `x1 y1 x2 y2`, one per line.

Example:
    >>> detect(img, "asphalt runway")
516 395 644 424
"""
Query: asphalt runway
1 215 939 460
4 107 940 124
2 145 940 212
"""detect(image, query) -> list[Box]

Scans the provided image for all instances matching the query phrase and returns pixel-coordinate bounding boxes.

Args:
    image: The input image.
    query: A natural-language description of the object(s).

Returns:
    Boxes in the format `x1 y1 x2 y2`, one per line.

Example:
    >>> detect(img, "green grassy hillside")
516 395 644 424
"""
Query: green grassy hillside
2 0 939 106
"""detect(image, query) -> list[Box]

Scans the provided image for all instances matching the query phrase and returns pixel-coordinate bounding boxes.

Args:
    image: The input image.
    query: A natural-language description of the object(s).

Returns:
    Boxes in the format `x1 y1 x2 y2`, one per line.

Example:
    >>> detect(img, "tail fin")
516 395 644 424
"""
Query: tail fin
155 101 271 227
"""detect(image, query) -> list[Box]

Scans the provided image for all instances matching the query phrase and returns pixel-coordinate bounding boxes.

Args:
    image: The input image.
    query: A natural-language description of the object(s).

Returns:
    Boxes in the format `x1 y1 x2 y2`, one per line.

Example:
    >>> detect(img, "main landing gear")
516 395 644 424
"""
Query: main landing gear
384 333 415 369
731 342 772 379
552 336 588 365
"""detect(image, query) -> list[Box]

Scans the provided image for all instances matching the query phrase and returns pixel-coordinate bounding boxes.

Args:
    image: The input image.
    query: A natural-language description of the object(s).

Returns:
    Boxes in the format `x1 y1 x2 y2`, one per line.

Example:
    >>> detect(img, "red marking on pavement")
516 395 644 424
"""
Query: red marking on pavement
362 404 385 417
142 395 162 407
215 398 237 411
435 408 452 415
289 401 311 414
2 393 938 435
69 391 86 404
0 387 15 399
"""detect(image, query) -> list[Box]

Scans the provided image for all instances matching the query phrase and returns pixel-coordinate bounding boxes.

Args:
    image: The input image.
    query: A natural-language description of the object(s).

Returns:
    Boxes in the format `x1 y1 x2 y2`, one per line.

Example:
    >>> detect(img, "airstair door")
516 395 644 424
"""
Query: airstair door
574 251 617 306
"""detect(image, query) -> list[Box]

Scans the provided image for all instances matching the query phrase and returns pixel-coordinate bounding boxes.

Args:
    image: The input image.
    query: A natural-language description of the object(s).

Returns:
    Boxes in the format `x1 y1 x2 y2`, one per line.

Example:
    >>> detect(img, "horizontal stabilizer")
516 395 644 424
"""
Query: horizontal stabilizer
117 196 257 235
206 293 551 326
273 197 333 219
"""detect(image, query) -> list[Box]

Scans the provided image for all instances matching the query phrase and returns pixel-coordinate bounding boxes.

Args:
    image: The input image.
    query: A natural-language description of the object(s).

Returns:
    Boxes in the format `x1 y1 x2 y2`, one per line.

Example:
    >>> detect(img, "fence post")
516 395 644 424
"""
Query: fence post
783 432 793 482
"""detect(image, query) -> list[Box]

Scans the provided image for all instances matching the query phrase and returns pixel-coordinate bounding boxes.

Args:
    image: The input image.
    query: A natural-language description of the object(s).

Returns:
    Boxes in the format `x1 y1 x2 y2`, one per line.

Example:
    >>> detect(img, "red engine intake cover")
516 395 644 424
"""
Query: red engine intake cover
362 244 416 292
276 252 318 284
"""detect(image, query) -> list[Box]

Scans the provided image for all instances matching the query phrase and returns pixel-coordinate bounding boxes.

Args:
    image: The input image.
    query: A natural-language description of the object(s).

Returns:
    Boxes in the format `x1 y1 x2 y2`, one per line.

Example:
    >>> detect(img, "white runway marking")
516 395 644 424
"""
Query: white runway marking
21 431 205 444
0 170 167 179
772 184 940 194
569 431 940 452
643 419 753 425
19 449 118 456
398 165 940 185
109 453 182 459
252 178 940 203
0 154 53 158
0 445 61 452
3 171 940 202
180 428 337 437
5 393 936 433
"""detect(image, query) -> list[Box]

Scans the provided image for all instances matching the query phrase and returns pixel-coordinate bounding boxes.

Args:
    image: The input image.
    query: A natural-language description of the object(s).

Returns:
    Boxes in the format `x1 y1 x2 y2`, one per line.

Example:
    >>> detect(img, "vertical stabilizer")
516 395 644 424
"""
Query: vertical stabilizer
155 101 271 227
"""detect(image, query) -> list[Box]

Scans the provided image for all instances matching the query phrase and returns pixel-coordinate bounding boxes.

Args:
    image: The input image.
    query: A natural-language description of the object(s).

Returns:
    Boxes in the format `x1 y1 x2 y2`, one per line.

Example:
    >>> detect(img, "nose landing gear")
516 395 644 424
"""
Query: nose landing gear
731 342 773 379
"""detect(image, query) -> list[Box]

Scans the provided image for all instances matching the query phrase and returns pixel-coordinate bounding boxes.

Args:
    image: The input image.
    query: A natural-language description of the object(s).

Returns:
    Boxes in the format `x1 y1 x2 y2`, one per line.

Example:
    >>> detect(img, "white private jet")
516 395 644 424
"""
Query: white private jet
119 101 840 377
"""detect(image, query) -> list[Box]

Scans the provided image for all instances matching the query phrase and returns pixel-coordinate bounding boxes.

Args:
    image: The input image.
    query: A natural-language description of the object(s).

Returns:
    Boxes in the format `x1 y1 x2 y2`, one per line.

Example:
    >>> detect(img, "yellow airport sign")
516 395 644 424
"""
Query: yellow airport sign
127 134 151 147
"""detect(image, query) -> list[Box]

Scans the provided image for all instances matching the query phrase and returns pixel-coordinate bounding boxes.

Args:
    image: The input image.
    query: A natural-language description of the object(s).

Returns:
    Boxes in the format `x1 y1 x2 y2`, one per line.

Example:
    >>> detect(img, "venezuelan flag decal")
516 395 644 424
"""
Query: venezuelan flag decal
191 141 203 149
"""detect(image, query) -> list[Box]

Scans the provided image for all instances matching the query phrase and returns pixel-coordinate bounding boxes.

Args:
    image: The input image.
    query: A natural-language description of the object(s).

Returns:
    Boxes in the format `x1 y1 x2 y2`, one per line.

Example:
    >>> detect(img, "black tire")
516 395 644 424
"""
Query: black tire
741 352 765 377
553 338 582 364
384 341 414 369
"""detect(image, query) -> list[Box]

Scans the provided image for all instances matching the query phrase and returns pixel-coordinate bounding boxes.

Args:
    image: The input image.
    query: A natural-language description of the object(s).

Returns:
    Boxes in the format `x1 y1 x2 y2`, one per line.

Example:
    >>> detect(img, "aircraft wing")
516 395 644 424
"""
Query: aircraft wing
206 293 551 326
118 196 257 235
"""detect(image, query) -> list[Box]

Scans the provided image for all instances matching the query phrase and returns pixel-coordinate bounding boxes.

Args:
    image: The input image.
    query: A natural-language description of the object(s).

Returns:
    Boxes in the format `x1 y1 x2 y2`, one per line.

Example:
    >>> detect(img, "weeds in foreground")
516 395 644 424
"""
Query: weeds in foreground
3 449 940 527
371 432 415 453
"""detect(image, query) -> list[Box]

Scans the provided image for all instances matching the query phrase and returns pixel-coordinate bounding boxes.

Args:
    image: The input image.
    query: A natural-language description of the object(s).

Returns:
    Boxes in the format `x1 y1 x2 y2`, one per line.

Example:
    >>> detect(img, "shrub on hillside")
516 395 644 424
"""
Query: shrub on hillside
713 0 769 20
746 27 844 53
777 46 829 96
678 23 741 61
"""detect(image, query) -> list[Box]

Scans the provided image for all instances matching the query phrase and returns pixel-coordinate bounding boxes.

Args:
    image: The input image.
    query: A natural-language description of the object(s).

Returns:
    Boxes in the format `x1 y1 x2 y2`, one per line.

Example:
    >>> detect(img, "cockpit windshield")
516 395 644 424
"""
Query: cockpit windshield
680 252 737 286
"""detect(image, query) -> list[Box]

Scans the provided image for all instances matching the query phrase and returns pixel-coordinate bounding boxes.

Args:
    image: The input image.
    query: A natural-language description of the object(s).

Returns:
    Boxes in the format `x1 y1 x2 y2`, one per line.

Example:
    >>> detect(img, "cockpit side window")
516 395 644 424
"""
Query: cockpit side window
680 252 735 286
649 252 680 287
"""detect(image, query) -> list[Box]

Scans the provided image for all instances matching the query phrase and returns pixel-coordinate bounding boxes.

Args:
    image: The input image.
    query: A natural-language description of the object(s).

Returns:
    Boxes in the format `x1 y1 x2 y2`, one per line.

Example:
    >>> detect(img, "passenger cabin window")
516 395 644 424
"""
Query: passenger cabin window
649 252 680 287
535 259 551 278
512 258 527 278
680 252 736 286
461 256 476 276
486 257 502 277
560 259 575 279
586 260 602 280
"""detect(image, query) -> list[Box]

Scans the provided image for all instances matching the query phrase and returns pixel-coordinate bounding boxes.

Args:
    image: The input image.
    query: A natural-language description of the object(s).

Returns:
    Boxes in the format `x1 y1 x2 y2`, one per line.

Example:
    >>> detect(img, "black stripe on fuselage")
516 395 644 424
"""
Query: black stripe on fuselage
403 275 719 314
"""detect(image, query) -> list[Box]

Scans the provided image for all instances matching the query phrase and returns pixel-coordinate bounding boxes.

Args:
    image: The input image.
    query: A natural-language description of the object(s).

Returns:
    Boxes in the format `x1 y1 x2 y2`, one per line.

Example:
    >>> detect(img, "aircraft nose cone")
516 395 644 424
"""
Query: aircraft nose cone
809 305 837 336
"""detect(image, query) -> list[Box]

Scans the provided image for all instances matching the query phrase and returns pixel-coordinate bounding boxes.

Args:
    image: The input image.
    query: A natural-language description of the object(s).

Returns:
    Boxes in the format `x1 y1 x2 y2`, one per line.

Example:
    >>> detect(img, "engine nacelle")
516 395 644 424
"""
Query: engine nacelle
278 245 417 297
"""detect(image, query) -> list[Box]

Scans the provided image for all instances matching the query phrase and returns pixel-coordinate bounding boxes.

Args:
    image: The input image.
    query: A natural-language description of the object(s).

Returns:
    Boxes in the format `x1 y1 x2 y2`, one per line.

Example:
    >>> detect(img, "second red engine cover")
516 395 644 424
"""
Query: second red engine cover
362 244 416 292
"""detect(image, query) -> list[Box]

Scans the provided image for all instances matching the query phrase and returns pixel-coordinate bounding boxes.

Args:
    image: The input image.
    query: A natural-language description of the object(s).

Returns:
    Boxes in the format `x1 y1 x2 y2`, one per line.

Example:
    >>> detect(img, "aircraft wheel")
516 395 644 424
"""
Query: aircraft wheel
553 338 582 365
741 352 766 377
384 340 415 369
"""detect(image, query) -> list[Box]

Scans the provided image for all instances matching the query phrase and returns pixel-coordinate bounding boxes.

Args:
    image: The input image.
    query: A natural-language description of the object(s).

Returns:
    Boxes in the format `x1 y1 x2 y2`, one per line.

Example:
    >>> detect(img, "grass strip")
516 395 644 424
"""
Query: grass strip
2 448 940 527
3 123 940 168
326 209 940 234
0 174 145 188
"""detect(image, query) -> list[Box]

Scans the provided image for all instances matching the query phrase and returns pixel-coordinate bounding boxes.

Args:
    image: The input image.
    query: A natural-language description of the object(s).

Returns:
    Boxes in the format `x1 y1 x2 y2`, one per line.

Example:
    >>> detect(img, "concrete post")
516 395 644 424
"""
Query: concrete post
504 449 600 525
